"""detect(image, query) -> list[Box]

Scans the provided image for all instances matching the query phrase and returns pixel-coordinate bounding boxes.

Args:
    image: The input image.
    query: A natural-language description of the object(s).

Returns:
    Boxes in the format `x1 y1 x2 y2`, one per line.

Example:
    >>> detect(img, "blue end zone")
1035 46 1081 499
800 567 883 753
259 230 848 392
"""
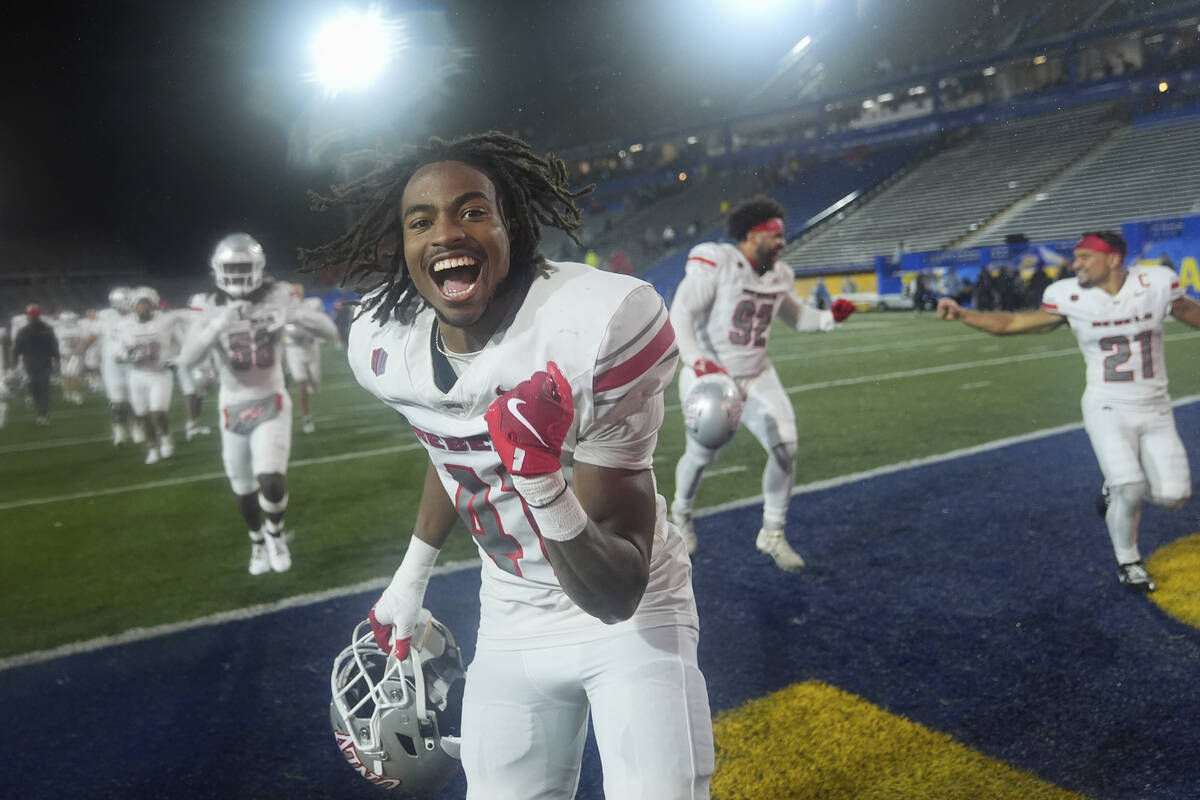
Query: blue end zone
3 404 1200 798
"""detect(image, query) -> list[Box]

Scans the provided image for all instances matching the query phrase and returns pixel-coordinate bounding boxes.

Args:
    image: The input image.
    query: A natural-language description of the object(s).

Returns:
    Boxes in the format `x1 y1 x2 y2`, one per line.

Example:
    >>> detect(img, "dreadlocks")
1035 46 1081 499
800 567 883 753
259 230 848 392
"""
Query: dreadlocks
726 195 786 242
298 131 593 323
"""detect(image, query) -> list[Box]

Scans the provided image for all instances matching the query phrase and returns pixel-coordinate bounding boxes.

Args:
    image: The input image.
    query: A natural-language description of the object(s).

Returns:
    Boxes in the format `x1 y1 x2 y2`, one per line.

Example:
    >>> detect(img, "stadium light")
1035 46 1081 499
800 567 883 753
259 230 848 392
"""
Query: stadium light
1159 81 1170 93
310 5 401 95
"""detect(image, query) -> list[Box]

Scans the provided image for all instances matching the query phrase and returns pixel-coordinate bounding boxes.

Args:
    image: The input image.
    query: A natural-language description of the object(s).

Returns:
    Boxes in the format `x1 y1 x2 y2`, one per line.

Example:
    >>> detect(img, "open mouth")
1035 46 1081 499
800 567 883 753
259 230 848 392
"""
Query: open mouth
431 255 482 300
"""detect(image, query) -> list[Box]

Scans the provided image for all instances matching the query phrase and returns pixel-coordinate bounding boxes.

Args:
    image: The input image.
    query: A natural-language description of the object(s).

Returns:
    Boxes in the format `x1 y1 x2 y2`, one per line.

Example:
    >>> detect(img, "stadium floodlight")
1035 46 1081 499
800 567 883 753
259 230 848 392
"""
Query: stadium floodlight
310 5 400 95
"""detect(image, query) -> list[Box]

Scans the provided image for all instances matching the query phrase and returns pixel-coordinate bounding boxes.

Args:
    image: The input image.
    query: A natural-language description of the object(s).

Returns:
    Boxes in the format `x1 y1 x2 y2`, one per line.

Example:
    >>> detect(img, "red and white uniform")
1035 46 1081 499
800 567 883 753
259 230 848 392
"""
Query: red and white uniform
1042 266 1190 494
95 308 131 403
349 261 711 799
54 317 86 378
120 312 182 415
671 241 835 451
186 282 298 493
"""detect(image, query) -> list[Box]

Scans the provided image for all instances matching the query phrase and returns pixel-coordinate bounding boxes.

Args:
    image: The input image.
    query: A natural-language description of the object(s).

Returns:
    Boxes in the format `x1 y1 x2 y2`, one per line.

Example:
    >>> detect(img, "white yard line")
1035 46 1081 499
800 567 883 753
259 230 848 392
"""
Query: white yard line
8 392 1197 671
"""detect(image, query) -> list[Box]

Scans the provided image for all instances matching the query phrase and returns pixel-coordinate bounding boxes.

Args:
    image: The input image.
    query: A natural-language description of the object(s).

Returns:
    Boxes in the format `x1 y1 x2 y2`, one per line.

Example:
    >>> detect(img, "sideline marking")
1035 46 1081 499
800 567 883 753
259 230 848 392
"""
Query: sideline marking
0 442 425 511
9 395 1196 671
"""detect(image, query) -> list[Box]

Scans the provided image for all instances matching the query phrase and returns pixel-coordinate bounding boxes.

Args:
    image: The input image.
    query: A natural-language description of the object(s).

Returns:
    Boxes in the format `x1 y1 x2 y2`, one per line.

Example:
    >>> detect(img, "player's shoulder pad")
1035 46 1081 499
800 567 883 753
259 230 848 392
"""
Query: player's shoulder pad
1040 276 1078 309
685 241 726 269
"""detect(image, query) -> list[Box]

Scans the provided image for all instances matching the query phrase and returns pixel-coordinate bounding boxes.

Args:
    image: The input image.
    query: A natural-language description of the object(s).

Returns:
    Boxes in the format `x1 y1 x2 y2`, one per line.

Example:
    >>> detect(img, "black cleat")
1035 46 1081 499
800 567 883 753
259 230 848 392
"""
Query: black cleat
1095 485 1110 519
1118 561 1155 593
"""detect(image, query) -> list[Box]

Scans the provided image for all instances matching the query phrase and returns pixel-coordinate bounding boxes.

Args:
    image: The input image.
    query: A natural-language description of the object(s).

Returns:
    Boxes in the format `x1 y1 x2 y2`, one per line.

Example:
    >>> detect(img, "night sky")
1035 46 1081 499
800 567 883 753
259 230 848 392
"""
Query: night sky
0 0 1015 275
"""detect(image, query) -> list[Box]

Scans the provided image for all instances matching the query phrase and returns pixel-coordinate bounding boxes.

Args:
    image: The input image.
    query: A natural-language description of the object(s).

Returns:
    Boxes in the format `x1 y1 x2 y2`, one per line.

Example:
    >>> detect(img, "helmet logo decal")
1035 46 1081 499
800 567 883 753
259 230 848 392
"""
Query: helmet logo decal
333 730 403 790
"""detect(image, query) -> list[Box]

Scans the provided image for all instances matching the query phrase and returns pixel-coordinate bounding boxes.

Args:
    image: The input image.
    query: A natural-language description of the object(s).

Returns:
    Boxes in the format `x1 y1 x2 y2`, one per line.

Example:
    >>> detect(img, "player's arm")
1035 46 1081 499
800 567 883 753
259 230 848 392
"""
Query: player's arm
936 297 1065 335
370 461 456 659
670 272 722 375
291 305 339 340
178 304 240 368
777 292 855 332
1169 295 1200 329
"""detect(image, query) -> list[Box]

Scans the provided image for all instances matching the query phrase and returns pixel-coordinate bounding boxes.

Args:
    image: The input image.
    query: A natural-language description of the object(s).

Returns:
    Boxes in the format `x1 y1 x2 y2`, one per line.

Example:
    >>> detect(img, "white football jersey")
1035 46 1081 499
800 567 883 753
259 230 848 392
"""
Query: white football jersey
349 261 696 650
55 319 86 358
672 241 797 378
95 308 130 363
120 313 182 372
191 281 298 406
1042 265 1183 405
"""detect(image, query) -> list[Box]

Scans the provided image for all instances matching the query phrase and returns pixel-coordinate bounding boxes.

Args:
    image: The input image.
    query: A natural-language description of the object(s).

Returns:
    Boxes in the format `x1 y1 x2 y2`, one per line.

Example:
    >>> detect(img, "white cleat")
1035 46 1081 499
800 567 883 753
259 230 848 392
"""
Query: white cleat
131 426 146 444
159 436 175 459
670 506 697 556
301 418 316 435
248 541 271 575
756 528 806 572
112 424 128 445
264 533 292 573
144 447 161 465
186 422 211 441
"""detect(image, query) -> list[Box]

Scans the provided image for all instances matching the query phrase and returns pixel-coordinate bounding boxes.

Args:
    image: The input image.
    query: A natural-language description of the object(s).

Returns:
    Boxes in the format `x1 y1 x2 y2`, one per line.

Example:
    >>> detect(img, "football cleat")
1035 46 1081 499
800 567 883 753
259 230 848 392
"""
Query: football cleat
756 528 806 572
265 532 292 572
159 436 175 459
670 505 697 556
302 417 316 435
1118 561 1155 593
1096 484 1110 519
144 447 161 465
131 425 146 444
186 422 212 441
248 541 271 576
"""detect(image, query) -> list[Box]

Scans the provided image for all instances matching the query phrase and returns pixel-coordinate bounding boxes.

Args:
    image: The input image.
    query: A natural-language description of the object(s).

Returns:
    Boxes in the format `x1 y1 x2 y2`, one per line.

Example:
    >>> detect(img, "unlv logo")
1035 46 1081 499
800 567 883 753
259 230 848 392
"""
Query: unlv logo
239 406 263 424
371 347 388 376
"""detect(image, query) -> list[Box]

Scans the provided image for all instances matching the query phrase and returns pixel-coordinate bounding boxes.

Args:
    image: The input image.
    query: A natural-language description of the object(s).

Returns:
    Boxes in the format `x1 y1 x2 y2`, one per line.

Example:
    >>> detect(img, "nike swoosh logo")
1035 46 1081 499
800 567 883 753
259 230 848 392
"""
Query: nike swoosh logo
507 398 549 447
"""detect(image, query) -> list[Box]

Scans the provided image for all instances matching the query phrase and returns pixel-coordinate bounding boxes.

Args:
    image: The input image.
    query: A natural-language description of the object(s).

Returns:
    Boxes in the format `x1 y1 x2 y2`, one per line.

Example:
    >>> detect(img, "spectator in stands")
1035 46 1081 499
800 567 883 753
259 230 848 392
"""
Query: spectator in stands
974 267 996 310
686 220 699 239
662 224 677 249
12 304 59 425
1026 264 1052 308
334 300 353 350
937 231 1200 594
840 275 858 295
584 249 600 269
607 248 633 276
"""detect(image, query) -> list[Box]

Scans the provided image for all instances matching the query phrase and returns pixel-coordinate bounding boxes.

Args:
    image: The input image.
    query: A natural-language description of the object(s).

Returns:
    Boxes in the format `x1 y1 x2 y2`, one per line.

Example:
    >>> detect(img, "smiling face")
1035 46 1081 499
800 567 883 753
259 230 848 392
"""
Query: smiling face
1072 247 1121 290
400 160 514 349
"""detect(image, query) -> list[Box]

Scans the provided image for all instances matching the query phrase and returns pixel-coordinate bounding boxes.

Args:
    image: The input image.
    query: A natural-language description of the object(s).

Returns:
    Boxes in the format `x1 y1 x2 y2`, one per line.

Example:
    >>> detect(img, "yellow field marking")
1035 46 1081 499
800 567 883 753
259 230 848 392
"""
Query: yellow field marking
712 681 1089 800
1147 532 1200 628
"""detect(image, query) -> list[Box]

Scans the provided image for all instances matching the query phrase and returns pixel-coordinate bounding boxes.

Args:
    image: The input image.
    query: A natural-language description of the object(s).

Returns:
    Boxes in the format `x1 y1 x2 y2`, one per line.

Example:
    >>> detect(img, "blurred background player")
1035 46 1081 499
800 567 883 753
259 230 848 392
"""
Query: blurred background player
0 322 9 428
668 195 856 569
120 286 182 464
171 291 216 441
96 287 138 445
81 309 104 394
283 290 337 434
54 310 87 406
937 231 1200 593
180 232 334 576
12 304 59 425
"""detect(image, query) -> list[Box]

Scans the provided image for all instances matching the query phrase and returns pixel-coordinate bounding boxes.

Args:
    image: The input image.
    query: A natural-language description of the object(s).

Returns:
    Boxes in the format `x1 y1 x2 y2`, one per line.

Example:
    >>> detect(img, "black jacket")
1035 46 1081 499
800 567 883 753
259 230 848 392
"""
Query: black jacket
13 318 59 371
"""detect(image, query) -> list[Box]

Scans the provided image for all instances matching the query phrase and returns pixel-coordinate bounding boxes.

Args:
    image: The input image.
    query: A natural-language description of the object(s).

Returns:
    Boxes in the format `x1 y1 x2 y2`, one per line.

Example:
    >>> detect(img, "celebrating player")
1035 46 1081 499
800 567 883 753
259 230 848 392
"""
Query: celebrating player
302 132 713 799
180 233 334 576
668 195 856 569
95 287 138 444
937 231 1200 592
120 287 182 464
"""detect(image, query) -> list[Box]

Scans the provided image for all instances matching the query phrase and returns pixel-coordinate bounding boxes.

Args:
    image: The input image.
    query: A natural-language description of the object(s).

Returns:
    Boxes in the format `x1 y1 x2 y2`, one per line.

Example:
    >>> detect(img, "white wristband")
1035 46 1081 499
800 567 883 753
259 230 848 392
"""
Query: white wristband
511 472 588 542
376 537 441 626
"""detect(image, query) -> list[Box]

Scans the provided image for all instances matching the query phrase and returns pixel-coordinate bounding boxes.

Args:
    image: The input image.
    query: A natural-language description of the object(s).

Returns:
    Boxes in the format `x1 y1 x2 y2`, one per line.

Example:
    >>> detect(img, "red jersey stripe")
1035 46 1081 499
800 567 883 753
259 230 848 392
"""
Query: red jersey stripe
594 320 676 393
1042 302 1058 311
688 256 718 268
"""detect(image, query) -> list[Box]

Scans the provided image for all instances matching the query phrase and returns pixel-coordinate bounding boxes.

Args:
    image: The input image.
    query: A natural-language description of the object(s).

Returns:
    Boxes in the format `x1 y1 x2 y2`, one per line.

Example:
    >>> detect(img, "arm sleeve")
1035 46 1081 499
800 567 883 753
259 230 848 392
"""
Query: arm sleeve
292 306 339 340
574 284 678 471
777 292 836 332
669 271 717 367
177 313 223 369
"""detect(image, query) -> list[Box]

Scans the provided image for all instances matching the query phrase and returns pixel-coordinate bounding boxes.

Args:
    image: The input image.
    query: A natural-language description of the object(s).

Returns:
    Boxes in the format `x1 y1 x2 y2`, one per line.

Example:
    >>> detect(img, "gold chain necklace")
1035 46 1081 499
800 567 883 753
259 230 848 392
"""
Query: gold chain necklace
435 322 484 361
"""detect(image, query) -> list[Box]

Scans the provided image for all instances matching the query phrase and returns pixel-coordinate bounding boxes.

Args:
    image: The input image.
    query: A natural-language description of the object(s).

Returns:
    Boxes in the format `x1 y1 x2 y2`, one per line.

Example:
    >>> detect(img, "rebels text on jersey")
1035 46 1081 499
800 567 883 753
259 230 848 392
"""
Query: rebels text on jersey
348 261 697 649
191 282 297 405
675 241 795 377
1042 265 1183 405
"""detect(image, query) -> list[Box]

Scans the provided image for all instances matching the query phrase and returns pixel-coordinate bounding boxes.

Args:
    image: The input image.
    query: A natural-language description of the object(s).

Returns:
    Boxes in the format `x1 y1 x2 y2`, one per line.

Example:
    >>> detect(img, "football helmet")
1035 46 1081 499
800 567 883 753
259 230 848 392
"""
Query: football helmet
683 372 744 450
330 609 465 794
129 286 160 312
57 310 79 324
108 287 132 313
211 233 266 298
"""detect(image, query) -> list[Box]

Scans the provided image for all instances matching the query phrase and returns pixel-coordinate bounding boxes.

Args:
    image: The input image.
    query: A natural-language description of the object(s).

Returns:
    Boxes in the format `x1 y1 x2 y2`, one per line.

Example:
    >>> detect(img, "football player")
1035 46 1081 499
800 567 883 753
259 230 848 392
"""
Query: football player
302 132 714 799
668 196 856 569
172 291 217 441
283 289 337 434
95 287 138 444
53 310 86 406
119 287 181 464
937 231 1200 593
179 233 336 576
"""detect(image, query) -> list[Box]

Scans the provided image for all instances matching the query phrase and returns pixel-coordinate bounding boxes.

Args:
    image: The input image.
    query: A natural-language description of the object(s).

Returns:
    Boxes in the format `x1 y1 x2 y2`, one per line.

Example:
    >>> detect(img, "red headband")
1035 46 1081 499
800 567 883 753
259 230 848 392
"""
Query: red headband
1075 235 1121 255
748 218 785 235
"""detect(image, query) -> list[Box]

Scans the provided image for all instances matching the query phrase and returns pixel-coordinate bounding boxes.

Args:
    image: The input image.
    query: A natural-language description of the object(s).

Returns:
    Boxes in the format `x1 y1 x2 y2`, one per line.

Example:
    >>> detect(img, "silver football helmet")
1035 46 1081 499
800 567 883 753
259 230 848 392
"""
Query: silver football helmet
683 372 744 450
108 287 132 313
129 286 160 312
330 609 465 794
210 233 266 298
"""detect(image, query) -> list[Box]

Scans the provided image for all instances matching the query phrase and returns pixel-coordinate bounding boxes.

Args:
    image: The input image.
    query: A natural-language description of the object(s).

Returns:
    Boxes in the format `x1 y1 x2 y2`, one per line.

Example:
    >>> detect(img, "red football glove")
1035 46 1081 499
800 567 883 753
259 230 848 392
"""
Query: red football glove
485 361 574 476
693 359 727 377
831 298 856 323
368 602 412 660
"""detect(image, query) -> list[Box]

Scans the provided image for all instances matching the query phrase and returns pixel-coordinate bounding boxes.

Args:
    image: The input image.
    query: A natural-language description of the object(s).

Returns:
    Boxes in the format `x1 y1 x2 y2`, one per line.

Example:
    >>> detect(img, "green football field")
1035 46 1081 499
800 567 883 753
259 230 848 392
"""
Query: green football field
4 310 1200 660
